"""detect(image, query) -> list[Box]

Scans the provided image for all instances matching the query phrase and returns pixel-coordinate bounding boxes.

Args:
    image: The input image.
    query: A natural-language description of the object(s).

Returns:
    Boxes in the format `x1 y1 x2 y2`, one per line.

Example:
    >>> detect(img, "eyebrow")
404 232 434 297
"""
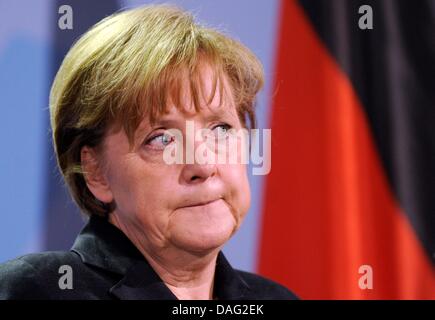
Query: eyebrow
150 118 183 129
154 106 237 127
158 111 238 128
134 104 239 142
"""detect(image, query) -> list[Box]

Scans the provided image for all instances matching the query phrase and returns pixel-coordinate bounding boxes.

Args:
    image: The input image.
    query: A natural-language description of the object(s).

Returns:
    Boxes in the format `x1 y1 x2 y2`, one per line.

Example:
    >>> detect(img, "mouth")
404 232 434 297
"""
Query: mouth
180 198 222 209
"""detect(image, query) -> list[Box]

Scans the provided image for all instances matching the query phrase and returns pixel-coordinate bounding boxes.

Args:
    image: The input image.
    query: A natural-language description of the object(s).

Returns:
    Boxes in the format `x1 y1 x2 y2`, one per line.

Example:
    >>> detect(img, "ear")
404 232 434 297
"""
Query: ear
80 145 114 204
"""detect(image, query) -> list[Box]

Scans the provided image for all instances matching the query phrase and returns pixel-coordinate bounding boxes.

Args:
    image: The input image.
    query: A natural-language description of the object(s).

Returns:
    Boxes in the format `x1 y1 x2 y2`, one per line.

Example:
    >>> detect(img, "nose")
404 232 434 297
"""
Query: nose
181 127 218 184
181 162 217 184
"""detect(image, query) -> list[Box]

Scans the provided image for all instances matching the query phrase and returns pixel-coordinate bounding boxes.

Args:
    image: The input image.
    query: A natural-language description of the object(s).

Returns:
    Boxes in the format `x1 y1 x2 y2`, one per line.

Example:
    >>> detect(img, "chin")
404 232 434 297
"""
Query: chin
170 222 237 254
167 199 243 253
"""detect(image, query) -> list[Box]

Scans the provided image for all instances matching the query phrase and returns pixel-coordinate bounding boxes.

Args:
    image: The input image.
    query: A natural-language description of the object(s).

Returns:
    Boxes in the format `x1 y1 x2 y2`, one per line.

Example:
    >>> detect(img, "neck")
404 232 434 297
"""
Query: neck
109 213 219 300
146 250 218 300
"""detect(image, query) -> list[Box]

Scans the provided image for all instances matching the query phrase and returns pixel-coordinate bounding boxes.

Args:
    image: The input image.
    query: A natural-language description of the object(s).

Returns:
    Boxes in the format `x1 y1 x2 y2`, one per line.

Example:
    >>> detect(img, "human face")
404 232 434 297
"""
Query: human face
99 66 251 255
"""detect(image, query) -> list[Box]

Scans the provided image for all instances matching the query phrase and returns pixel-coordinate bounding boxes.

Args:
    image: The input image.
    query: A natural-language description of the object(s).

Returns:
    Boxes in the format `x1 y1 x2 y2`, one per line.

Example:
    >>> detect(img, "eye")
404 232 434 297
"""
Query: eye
145 131 174 149
211 123 232 139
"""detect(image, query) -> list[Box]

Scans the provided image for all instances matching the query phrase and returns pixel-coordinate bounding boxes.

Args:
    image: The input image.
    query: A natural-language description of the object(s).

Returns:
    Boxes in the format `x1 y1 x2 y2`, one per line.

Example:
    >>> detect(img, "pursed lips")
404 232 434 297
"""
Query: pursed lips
179 198 222 208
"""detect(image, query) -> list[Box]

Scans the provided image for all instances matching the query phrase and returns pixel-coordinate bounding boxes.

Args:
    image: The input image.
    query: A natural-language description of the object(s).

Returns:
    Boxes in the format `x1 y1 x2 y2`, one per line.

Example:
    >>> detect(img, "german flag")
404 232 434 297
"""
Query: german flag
258 0 435 299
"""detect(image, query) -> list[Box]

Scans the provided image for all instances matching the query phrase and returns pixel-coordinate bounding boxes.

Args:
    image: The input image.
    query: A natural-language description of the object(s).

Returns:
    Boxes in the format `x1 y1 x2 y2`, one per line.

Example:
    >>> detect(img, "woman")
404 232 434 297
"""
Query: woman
0 4 297 300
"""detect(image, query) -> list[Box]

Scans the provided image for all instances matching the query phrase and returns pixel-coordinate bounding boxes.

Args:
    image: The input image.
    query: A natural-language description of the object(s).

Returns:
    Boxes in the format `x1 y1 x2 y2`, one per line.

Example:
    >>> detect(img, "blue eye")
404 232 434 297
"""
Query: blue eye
212 123 232 139
146 132 174 149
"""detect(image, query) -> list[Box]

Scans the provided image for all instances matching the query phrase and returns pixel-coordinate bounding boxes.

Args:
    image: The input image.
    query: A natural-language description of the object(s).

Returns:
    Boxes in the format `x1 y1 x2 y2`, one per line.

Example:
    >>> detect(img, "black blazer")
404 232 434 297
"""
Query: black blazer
0 215 297 300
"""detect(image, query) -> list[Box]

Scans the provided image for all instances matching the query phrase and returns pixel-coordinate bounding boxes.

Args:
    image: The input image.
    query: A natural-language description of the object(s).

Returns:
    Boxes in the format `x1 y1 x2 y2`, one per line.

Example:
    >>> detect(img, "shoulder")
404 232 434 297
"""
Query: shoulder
236 270 299 300
0 251 82 299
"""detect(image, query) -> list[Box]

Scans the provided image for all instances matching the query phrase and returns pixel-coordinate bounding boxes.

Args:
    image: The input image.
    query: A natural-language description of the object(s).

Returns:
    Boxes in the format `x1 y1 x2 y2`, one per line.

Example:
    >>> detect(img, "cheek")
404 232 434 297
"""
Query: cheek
107 158 176 217
238 169 251 218
224 164 251 218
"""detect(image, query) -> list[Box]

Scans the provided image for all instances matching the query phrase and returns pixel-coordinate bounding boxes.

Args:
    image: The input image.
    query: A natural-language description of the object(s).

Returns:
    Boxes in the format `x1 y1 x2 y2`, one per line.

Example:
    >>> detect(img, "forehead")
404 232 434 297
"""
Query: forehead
122 62 239 141
149 62 236 125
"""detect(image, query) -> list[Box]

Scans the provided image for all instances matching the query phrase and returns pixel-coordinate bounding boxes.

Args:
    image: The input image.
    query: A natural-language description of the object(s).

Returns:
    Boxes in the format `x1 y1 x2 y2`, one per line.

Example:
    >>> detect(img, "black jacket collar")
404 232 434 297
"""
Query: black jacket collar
71 215 250 300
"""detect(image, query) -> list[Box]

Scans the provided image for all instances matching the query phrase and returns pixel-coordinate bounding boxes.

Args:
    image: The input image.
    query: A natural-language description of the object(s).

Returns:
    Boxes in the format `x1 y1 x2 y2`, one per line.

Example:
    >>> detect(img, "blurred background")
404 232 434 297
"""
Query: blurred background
0 0 434 299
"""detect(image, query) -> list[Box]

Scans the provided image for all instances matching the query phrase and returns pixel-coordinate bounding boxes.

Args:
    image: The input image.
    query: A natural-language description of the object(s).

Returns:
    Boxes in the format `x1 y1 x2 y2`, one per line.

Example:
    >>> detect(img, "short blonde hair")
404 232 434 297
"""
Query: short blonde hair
49 4 264 217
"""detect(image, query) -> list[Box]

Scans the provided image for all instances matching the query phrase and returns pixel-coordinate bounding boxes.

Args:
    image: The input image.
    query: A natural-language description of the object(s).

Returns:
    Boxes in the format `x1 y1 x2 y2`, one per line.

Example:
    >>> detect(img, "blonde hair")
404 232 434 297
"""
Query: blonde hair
49 4 264 217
